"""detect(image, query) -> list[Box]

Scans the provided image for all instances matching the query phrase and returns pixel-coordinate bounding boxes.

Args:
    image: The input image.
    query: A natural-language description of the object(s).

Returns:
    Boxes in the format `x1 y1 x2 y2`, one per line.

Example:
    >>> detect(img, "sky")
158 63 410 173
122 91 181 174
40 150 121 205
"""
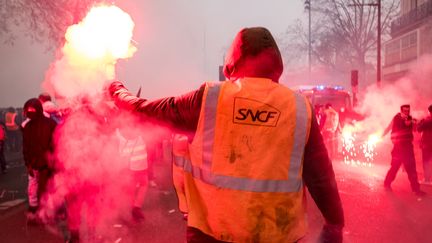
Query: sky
0 0 304 107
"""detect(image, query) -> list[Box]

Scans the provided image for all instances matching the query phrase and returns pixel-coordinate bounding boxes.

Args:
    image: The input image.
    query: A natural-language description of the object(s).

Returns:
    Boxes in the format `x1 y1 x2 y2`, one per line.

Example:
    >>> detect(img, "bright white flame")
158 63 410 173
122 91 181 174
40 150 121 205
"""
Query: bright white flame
45 5 137 100
359 133 381 164
65 5 136 60
341 125 358 165
341 124 378 167
367 134 381 146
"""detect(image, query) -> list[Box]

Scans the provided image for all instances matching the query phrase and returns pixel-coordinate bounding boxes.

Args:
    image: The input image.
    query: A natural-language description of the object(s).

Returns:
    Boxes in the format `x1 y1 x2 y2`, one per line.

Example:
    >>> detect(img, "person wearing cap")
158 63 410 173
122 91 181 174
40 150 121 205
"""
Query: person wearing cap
109 27 344 242
417 104 432 185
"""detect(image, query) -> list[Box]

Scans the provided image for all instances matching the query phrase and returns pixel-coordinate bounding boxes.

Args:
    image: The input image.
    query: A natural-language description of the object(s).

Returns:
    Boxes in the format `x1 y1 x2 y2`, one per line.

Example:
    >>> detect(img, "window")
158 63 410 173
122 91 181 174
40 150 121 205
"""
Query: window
385 40 401 65
401 31 418 61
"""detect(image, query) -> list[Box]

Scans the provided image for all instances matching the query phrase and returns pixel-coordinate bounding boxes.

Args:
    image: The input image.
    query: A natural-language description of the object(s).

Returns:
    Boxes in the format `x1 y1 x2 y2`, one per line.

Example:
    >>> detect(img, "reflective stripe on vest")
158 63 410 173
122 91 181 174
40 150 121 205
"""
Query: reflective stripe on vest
5 113 18 128
119 137 148 170
181 83 308 193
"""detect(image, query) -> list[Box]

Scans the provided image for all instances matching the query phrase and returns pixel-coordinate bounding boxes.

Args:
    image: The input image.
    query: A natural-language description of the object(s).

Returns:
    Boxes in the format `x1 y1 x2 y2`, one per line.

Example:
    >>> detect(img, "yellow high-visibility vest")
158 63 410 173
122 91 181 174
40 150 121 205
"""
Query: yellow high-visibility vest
117 130 148 171
176 78 312 242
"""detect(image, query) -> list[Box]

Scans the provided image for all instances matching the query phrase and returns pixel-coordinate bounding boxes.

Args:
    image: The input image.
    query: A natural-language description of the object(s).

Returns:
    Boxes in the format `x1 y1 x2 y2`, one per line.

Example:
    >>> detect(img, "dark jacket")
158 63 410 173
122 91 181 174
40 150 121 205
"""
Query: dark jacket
110 81 344 227
418 116 432 148
390 113 414 144
22 99 57 170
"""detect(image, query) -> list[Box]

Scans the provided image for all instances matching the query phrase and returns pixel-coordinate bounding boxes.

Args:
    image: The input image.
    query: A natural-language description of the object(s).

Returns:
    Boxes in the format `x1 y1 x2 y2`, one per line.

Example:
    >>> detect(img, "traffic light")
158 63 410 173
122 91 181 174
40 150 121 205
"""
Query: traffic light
351 70 358 86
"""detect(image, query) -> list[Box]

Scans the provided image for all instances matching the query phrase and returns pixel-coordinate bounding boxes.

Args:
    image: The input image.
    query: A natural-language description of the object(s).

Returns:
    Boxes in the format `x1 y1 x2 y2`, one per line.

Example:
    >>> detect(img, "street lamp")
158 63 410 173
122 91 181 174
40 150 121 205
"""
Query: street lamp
305 0 312 81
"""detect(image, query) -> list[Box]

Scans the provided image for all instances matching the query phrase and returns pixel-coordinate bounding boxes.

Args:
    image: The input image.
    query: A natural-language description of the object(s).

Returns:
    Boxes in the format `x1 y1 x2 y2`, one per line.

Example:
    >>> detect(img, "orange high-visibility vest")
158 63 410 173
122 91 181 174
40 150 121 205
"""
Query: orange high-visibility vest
177 78 312 242
172 134 190 213
5 112 19 131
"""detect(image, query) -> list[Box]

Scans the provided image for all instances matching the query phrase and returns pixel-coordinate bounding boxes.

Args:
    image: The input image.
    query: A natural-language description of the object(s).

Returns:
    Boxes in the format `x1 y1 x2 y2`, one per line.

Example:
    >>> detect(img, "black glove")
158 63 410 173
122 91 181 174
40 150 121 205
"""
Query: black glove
318 224 343 243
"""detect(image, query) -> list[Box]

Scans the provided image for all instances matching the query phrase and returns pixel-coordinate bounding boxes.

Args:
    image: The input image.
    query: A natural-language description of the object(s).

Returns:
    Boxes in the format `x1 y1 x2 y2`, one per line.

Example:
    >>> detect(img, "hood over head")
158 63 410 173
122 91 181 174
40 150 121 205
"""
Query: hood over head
223 27 283 82
38 92 52 103
23 98 43 120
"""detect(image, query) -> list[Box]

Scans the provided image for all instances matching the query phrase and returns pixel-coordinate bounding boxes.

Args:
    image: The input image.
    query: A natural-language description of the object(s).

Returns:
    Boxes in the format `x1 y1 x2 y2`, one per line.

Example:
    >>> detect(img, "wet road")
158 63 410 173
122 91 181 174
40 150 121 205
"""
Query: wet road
1 149 431 242
307 158 432 243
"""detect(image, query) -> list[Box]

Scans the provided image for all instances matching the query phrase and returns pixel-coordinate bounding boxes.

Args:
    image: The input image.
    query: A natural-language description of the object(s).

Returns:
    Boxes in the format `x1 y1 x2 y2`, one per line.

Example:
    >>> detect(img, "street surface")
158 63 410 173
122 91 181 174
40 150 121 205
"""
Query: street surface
1 143 432 243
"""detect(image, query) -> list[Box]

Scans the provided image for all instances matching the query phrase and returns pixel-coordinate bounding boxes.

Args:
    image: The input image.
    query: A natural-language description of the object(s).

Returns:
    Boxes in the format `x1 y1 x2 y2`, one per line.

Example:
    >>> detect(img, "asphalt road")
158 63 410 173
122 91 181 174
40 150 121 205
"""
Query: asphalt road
1 144 432 243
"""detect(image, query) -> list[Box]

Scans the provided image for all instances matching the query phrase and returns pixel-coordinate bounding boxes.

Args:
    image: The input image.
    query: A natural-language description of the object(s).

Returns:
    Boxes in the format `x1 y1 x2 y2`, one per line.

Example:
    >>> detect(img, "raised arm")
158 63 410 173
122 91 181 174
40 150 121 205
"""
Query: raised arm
109 81 205 132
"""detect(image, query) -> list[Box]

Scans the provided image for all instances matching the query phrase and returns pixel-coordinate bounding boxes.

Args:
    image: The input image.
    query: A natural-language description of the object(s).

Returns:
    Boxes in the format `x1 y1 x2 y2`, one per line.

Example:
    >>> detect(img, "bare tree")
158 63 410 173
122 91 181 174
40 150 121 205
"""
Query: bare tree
282 0 399 84
0 0 105 48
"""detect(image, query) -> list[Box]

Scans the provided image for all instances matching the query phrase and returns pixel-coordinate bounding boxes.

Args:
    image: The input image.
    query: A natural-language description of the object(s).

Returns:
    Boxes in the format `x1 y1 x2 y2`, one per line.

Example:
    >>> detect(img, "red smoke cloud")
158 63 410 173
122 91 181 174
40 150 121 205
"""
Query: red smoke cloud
38 5 173 240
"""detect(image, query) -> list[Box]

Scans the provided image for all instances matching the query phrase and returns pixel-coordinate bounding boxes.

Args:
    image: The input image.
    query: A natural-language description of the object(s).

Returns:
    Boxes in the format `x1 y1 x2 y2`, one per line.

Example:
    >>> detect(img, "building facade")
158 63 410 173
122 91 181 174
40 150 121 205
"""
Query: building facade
383 0 432 81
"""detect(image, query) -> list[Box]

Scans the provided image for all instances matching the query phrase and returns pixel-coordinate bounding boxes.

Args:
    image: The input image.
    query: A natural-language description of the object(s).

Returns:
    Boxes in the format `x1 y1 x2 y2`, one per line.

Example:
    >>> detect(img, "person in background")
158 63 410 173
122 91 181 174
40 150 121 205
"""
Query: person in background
5 107 20 152
59 101 113 243
171 133 190 221
338 107 347 129
22 93 61 129
314 104 325 131
0 122 7 174
38 93 62 124
322 103 340 159
21 98 57 222
109 27 344 242
417 104 432 185
382 104 426 196
116 125 149 222
146 135 161 188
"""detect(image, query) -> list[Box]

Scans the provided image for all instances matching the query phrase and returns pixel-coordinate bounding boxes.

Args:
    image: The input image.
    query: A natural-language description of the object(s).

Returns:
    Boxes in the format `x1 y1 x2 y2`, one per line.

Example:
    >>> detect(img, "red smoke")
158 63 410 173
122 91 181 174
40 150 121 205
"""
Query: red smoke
37 5 173 240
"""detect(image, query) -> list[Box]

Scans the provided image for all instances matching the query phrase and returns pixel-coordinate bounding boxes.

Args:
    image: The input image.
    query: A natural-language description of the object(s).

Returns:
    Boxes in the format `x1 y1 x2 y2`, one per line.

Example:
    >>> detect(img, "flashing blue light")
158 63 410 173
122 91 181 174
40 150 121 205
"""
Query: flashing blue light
316 85 325 90
312 85 345 91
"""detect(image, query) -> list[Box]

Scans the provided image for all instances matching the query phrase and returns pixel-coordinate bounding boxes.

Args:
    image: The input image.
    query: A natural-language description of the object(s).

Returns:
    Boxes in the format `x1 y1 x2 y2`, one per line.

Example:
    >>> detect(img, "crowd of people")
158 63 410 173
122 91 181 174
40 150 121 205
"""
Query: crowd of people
382 104 432 196
0 27 345 243
1 93 166 242
314 101 432 197
1 26 431 243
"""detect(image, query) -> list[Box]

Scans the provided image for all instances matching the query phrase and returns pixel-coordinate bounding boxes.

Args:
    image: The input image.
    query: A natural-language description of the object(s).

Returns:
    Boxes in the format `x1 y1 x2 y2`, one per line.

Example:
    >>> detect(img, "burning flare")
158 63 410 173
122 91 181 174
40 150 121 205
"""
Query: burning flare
45 5 136 100
65 5 136 60
360 133 381 164
341 124 381 167
341 125 358 165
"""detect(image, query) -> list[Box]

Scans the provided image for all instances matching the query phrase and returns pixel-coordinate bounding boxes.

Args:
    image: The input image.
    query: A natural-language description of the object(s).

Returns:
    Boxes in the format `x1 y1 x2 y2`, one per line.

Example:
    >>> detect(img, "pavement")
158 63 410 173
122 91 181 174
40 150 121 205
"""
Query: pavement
332 161 432 243
0 148 187 243
0 150 27 207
